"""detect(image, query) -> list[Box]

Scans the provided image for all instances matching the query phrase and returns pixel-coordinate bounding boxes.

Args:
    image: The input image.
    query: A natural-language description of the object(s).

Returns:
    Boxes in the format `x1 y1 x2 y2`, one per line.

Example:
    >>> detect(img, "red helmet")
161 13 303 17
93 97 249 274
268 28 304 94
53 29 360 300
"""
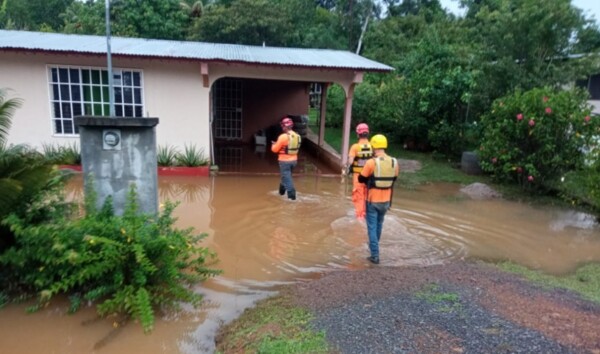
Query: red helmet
356 123 369 135
281 117 294 128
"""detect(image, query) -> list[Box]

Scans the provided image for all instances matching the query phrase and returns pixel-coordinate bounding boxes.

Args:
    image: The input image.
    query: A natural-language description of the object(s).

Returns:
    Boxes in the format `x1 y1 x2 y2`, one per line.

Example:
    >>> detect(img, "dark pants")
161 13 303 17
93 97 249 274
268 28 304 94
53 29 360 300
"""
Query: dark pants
279 161 297 197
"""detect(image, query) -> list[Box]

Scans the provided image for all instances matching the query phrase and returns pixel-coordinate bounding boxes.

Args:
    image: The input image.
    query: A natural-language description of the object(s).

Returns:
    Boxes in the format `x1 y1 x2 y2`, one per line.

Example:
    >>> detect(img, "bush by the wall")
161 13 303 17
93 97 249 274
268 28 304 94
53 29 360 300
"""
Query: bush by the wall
0 185 221 333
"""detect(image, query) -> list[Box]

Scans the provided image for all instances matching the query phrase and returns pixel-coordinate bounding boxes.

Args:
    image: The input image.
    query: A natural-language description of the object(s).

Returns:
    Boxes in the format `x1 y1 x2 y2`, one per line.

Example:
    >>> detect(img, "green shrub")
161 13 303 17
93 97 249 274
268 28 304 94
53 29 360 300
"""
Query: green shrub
558 165 600 213
478 87 599 190
175 144 209 167
0 185 221 333
324 84 345 128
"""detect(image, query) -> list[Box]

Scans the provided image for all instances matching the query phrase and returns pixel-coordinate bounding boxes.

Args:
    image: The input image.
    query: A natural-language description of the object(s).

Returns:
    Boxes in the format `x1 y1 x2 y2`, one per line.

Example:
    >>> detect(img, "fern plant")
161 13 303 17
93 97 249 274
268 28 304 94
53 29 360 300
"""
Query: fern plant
0 184 221 333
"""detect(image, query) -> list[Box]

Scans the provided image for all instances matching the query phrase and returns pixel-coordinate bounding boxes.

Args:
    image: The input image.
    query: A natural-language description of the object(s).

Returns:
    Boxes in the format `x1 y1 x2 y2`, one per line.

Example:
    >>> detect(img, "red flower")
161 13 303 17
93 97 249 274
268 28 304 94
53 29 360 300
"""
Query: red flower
516 113 524 121
529 119 535 127
545 107 552 114
492 157 497 164
543 96 549 102
585 115 591 123
528 175 534 182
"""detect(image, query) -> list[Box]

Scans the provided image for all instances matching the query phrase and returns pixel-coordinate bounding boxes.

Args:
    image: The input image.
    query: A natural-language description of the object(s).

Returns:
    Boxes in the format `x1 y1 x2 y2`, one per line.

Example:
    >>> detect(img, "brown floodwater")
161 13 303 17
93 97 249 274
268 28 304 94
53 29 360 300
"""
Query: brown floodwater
2 169 600 353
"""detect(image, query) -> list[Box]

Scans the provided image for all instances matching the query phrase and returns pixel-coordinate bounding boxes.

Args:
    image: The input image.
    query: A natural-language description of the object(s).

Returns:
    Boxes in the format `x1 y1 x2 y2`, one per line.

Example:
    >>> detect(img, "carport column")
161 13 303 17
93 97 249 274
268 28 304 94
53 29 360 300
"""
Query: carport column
75 116 160 216
318 83 330 147
341 83 356 170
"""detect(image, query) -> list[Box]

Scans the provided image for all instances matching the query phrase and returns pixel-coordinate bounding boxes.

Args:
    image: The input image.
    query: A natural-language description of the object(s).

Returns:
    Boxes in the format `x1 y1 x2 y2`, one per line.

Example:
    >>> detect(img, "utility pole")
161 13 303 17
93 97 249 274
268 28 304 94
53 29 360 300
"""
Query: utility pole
105 0 115 117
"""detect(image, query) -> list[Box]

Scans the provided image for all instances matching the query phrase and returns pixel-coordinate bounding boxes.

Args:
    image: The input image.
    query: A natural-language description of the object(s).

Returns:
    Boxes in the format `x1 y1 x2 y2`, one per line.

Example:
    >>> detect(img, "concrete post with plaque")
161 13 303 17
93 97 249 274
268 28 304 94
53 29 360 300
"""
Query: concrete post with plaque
75 116 159 215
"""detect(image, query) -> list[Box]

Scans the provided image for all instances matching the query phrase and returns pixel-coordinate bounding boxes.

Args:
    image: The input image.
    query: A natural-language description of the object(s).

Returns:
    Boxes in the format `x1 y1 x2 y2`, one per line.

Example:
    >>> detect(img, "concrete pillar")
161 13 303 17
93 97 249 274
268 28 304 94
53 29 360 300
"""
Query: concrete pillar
341 83 356 169
75 116 159 215
318 83 330 147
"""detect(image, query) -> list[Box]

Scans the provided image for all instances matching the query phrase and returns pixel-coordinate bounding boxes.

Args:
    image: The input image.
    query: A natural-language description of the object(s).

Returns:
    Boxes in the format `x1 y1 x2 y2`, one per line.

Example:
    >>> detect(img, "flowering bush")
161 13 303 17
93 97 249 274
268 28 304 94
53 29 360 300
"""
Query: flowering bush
478 87 599 189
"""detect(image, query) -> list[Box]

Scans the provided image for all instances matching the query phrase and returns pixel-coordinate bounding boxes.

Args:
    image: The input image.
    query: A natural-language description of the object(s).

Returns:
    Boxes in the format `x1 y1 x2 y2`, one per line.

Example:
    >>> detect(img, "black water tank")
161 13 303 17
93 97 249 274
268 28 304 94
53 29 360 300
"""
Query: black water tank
461 151 483 175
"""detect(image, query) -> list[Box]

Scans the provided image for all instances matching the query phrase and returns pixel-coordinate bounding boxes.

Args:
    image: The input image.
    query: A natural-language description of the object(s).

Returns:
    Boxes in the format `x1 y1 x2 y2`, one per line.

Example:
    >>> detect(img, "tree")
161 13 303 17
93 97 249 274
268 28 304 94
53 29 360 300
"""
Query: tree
0 0 74 31
189 0 291 45
386 0 443 17
62 0 189 40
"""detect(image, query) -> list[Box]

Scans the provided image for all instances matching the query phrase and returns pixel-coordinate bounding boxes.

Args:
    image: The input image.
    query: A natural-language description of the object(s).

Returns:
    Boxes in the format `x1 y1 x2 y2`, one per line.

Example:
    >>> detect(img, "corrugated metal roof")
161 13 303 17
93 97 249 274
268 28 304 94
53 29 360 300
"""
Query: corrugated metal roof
0 30 393 72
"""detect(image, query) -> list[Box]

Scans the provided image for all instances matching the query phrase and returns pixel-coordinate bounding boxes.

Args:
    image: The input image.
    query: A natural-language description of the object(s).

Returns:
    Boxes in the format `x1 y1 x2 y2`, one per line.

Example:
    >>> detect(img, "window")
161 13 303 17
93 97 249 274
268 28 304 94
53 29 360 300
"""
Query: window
48 66 144 135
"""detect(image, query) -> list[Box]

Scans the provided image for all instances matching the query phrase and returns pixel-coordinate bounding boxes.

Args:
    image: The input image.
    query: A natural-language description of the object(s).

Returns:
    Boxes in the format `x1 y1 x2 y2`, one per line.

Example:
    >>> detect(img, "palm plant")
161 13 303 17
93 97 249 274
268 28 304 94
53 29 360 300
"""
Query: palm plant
180 0 204 18
0 89 56 251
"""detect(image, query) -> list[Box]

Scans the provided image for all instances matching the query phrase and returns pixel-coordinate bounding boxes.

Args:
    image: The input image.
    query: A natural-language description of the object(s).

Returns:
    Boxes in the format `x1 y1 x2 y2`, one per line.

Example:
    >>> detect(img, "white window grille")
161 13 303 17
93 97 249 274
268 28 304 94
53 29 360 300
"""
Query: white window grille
213 78 242 140
214 146 243 172
48 66 144 135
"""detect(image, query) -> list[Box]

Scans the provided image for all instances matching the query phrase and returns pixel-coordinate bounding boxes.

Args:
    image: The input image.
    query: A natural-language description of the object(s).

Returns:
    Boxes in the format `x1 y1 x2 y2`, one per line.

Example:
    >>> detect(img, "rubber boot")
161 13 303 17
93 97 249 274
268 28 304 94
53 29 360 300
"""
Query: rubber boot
287 190 296 200
278 184 285 195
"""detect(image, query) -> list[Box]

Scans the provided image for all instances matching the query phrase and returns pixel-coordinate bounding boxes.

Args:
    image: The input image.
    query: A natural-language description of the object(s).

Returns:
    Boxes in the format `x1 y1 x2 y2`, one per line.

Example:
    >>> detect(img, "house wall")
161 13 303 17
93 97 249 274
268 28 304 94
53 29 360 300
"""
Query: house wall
0 51 210 155
242 79 308 143
1 51 365 167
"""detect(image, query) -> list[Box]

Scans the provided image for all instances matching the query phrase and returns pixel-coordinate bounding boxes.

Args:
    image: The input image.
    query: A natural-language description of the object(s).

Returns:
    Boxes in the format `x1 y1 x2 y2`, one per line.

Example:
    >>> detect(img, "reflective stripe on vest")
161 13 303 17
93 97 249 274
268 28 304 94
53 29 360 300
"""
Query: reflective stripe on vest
368 156 397 189
280 131 301 155
351 143 373 173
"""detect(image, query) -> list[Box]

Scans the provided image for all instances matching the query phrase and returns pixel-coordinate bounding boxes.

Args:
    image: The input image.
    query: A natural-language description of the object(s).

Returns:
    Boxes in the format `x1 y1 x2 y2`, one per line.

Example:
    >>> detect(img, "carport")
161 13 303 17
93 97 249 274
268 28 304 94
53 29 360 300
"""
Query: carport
203 50 393 173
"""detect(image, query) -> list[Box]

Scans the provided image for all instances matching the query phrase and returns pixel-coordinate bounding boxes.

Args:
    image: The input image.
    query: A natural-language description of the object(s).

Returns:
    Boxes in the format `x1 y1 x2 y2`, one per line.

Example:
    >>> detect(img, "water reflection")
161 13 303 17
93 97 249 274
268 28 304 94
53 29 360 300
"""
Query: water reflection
1 175 599 354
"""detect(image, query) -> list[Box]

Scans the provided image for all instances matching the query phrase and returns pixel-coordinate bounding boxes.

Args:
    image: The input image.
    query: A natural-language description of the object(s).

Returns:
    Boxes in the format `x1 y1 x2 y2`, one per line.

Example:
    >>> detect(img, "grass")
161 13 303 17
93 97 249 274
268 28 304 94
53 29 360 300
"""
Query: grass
415 283 462 312
497 262 600 303
321 126 483 187
215 293 329 354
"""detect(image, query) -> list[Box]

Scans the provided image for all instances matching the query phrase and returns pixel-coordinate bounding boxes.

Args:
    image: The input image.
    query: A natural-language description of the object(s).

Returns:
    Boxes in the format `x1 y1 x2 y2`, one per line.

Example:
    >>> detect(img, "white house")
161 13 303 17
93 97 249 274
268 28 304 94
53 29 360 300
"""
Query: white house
0 30 392 165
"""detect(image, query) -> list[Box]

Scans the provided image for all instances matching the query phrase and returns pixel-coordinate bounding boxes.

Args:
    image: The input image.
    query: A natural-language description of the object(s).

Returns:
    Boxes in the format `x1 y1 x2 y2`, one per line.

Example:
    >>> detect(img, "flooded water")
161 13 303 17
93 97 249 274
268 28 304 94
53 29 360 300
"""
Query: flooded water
2 171 600 353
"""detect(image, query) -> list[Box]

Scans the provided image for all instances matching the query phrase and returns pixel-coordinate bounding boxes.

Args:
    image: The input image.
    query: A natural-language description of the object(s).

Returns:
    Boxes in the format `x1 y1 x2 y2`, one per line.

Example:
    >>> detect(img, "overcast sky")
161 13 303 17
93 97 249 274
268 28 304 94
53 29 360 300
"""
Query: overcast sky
439 0 600 24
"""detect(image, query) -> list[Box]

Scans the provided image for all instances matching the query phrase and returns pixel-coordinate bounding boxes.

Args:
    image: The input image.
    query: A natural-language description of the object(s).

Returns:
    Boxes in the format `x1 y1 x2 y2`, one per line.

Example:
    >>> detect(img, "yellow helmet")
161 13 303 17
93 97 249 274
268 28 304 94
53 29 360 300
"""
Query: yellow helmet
370 134 388 149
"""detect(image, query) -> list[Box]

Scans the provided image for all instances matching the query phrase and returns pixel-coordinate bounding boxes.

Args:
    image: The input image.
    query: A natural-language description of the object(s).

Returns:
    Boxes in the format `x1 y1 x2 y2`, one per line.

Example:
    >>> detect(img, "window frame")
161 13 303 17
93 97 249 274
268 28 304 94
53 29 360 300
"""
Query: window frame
47 65 145 136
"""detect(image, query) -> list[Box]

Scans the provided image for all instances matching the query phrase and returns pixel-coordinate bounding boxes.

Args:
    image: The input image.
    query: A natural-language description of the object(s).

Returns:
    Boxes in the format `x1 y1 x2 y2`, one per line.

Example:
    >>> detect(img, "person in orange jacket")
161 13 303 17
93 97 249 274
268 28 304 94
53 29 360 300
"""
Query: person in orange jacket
358 134 399 264
346 123 373 220
271 117 301 200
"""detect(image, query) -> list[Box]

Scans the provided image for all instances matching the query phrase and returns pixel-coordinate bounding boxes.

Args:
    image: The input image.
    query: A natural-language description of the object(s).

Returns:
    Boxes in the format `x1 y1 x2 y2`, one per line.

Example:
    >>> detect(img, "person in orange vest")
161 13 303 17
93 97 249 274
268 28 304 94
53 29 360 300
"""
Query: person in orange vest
358 134 399 264
346 123 372 221
271 117 301 200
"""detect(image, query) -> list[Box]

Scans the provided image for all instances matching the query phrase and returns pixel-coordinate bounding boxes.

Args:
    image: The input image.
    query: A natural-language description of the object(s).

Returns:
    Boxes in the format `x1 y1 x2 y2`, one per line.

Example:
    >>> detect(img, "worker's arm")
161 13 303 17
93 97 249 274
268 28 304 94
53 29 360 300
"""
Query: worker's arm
271 134 287 153
358 160 373 184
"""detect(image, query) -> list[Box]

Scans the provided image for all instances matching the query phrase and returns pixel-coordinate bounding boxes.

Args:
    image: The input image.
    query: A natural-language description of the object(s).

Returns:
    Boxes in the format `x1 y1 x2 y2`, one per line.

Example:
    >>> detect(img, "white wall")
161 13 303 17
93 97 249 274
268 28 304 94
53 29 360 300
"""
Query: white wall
0 52 210 157
0 51 367 166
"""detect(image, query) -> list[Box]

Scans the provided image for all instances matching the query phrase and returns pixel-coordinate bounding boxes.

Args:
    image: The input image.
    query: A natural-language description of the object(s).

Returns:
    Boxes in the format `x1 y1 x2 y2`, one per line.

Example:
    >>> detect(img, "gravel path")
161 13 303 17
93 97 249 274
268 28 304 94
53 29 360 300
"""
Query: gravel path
290 261 600 354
